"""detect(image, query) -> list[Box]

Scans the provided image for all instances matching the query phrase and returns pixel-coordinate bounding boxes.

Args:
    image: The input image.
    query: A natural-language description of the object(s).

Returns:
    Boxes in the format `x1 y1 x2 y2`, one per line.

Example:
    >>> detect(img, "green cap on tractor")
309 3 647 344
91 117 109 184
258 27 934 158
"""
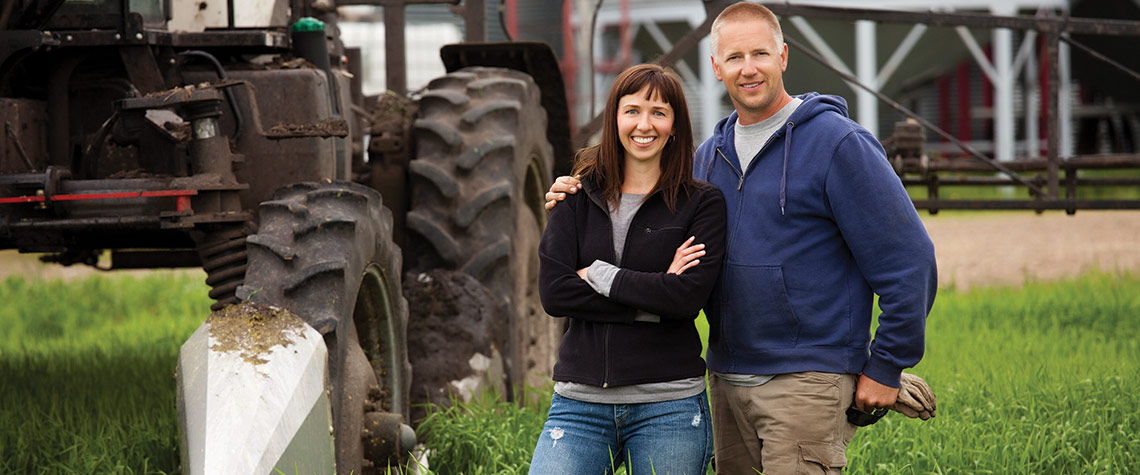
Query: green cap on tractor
291 17 326 33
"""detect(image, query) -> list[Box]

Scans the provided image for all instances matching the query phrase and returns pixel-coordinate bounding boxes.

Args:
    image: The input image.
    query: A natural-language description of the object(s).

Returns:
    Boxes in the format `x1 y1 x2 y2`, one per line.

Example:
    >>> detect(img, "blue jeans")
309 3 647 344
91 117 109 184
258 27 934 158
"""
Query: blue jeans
528 391 713 475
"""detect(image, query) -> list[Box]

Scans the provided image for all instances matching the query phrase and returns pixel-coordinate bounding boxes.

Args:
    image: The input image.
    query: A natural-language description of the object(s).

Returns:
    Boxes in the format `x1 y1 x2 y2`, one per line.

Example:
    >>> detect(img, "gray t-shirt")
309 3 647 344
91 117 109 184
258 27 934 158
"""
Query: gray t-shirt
584 193 658 323
735 98 802 173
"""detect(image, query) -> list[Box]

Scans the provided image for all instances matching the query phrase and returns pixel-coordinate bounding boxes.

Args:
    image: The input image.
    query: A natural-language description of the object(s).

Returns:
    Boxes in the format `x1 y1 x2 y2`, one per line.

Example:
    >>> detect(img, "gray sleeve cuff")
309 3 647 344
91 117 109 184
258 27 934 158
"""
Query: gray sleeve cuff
585 259 620 297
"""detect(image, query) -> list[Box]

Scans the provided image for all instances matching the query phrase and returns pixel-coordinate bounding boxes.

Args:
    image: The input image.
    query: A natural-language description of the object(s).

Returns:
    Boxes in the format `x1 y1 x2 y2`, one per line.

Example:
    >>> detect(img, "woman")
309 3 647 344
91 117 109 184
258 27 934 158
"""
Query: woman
529 64 726 474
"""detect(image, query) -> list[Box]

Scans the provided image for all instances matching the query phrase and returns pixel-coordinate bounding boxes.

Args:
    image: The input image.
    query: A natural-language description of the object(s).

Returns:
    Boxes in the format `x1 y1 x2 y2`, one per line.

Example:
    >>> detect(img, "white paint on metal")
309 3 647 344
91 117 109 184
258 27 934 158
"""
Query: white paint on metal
1012 31 1039 82
955 26 998 81
167 0 288 32
643 22 698 85
992 2 1016 162
233 0 289 28
789 16 854 78
1060 40 1073 157
877 24 927 87
177 315 333 475
700 30 720 141
855 20 879 138
167 0 226 32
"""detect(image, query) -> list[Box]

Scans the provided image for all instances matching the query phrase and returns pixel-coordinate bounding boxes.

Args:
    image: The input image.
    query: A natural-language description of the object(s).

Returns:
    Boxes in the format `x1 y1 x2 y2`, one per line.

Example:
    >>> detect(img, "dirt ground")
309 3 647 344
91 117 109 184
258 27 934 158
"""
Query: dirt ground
920 211 1140 291
1 211 1138 290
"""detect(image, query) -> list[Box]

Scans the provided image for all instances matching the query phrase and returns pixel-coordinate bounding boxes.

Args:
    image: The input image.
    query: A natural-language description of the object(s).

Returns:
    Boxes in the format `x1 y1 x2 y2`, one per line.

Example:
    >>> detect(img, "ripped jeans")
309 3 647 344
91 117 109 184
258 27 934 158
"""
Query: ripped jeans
528 392 713 475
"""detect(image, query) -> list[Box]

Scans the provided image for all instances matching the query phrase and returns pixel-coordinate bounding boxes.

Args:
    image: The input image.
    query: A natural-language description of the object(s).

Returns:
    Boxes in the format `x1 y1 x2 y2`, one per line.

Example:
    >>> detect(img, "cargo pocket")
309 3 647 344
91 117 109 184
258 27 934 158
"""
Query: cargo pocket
796 442 847 474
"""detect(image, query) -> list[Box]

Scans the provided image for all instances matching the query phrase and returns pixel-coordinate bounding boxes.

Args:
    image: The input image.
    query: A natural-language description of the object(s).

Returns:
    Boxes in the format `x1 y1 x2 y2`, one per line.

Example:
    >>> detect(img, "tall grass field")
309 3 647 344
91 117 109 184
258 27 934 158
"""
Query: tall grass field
1 271 1138 474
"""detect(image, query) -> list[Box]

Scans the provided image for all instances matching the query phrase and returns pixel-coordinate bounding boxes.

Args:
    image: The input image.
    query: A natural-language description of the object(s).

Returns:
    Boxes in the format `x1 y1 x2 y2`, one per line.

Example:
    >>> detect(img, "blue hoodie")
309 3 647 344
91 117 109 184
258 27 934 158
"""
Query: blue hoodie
694 92 937 387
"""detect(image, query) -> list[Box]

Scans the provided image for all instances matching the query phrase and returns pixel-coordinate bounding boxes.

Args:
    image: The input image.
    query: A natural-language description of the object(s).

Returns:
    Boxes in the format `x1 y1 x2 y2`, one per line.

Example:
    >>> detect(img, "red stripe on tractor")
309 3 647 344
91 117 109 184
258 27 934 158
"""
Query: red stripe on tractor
0 189 198 204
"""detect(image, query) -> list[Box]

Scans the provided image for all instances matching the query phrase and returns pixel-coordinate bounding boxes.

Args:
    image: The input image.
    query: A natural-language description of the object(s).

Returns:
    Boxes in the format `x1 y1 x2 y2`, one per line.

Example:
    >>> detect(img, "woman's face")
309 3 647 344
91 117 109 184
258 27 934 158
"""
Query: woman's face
617 86 674 165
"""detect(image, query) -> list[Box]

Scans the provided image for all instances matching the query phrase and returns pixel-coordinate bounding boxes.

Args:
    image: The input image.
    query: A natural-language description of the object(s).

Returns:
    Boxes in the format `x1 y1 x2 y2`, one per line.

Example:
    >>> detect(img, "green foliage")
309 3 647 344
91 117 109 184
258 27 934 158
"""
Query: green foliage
847 271 1140 474
412 388 551 475
0 273 210 474
419 272 1140 474
2 271 1139 474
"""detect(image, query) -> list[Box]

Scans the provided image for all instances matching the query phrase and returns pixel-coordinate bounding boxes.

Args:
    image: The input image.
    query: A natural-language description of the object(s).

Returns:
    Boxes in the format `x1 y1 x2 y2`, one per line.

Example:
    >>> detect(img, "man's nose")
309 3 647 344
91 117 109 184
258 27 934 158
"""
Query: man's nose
742 57 759 75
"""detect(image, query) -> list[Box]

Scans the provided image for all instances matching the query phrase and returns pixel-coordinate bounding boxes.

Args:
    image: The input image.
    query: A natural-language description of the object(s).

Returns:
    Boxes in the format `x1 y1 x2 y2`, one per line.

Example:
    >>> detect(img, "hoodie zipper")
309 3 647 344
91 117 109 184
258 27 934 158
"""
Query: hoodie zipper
716 148 745 190
716 122 795 204
710 121 795 354
715 129 778 190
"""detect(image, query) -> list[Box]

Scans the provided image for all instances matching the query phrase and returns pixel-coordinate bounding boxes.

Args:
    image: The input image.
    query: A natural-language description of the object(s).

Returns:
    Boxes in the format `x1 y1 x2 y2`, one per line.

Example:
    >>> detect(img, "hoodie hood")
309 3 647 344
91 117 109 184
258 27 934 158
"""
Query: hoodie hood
704 92 849 215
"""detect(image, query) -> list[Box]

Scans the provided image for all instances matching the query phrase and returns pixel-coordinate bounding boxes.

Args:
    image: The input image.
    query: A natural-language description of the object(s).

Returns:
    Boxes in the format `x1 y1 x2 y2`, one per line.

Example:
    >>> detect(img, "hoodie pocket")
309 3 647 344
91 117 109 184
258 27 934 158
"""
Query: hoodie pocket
721 264 800 350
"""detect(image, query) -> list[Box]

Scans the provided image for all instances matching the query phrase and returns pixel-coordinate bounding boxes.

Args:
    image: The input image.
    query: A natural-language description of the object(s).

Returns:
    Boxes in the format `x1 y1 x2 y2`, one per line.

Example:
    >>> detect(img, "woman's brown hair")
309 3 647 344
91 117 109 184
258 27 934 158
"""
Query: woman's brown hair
572 64 695 211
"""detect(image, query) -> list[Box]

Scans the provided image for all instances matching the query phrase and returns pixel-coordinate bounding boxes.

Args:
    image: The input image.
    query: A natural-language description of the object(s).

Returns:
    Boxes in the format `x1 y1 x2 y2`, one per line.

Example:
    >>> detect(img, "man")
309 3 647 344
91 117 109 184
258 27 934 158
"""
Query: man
547 3 937 473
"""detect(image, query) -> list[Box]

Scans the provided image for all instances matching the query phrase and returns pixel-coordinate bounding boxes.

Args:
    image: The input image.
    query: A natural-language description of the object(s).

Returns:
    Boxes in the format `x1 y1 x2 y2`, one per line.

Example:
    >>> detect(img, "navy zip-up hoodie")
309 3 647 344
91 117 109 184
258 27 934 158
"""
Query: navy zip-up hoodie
694 92 937 387
538 177 726 387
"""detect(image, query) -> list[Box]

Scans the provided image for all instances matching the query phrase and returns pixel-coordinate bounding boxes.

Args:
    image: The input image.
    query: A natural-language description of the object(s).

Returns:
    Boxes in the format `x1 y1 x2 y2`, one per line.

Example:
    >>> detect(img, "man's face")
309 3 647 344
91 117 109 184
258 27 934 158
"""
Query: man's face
711 18 789 125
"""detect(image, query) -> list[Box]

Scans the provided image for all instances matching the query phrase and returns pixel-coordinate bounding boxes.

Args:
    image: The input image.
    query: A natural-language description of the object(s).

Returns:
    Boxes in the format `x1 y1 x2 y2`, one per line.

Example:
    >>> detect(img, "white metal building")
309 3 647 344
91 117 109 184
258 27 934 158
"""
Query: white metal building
584 0 1140 160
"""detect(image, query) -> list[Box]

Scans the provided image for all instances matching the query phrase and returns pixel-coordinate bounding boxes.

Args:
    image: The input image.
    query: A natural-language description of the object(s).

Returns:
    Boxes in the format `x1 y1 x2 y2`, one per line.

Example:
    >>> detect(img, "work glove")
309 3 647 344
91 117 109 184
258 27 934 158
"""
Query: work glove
890 372 937 420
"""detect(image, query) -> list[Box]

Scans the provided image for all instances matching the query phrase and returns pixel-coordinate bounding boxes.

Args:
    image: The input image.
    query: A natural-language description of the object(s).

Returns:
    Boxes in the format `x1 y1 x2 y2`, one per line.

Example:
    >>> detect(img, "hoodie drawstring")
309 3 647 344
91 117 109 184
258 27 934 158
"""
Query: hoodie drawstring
780 122 794 216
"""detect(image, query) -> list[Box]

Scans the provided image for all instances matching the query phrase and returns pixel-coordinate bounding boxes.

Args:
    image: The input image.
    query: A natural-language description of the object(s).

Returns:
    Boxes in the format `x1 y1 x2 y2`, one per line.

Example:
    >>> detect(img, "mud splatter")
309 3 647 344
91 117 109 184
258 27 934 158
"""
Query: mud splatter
206 301 306 365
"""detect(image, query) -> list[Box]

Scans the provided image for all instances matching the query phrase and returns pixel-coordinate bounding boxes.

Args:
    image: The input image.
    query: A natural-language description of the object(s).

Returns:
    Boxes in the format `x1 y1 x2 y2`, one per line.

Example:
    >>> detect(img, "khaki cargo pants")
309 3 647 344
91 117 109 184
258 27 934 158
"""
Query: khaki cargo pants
709 372 858 474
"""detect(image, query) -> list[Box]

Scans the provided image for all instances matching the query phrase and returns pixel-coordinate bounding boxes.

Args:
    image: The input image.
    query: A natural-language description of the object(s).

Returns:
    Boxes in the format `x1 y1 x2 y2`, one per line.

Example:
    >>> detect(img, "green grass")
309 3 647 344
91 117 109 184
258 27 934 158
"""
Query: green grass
0 273 211 474
2 271 1139 473
847 271 1140 474
412 388 552 475
404 271 1140 474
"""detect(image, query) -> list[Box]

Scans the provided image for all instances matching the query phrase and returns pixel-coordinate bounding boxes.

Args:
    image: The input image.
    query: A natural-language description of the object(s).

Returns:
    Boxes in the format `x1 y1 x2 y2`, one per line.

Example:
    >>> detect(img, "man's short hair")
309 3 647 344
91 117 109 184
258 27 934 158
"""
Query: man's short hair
710 2 784 57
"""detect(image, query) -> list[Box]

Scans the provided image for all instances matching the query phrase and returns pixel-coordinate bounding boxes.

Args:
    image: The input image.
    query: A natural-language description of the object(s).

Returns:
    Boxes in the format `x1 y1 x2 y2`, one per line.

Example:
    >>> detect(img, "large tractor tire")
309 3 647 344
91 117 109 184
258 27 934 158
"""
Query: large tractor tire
407 66 560 394
237 181 412 474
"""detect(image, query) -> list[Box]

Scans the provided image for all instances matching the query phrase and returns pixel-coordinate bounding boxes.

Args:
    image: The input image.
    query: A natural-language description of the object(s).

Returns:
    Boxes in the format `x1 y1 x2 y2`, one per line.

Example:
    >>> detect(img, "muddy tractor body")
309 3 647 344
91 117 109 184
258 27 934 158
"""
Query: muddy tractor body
0 0 570 472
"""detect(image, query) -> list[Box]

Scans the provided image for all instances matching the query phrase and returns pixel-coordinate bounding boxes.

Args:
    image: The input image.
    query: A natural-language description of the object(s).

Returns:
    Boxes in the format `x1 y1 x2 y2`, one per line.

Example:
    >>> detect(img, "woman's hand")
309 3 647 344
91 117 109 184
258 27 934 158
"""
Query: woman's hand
668 236 706 275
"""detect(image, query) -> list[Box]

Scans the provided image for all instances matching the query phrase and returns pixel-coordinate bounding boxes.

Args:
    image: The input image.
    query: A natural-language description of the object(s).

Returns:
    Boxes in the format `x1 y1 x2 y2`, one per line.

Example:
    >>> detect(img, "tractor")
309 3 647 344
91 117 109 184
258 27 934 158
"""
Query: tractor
0 0 571 472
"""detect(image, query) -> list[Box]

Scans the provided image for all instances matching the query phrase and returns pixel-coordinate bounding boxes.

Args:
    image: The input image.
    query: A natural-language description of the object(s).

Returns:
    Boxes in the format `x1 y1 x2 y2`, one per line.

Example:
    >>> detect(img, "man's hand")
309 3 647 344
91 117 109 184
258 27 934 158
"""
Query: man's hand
854 373 898 411
545 175 582 211
576 267 589 281
668 236 706 275
890 372 937 420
